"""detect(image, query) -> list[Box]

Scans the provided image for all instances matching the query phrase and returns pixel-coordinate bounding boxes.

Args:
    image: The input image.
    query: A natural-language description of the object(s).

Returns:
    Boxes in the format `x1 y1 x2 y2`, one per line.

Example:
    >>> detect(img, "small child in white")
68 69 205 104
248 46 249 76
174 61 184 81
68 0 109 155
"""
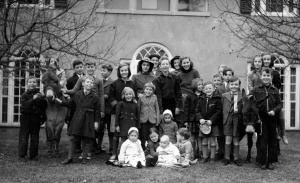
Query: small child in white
156 135 180 167
118 127 146 168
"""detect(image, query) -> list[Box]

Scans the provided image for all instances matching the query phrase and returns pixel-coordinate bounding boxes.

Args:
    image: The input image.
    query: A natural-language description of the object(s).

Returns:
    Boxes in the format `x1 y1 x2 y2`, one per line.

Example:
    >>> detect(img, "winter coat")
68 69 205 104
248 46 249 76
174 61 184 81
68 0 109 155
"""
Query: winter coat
196 92 222 137
250 84 282 115
67 90 101 138
179 68 200 95
66 73 80 90
248 70 263 92
159 120 178 144
67 75 104 113
138 94 160 125
115 101 140 137
153 72 183 113
145 140 159 157
103 77 114 114
183 92 201 134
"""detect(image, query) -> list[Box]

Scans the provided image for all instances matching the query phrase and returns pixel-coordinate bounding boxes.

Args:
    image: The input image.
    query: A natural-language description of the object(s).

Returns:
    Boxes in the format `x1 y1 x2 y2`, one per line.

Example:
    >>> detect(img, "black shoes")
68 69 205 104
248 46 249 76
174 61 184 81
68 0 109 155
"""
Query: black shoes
223 159 230 166
233 160 242 166
136 161 143 169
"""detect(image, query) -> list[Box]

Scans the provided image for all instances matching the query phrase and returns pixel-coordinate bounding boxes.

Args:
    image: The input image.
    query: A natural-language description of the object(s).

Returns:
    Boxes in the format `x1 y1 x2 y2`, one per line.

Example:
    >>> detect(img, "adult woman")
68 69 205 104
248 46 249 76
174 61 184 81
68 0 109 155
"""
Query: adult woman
131 58 155 97
170 56 181 75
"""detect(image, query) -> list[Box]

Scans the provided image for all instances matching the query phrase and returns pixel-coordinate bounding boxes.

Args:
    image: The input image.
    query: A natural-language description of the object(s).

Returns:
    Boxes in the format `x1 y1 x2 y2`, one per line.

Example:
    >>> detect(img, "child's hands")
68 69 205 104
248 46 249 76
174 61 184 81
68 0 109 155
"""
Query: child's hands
268 110 275 116
94 122 99 130
61 88 67 93
55 98 62 103
116 126 120 132
199 119 205 125
138 93 144 98
206 120 212 126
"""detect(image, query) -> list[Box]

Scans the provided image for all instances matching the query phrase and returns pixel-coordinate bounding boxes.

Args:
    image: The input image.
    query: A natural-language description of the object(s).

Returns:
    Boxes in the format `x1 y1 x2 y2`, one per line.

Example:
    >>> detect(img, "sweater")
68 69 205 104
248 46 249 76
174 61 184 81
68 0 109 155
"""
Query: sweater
138 94 160 124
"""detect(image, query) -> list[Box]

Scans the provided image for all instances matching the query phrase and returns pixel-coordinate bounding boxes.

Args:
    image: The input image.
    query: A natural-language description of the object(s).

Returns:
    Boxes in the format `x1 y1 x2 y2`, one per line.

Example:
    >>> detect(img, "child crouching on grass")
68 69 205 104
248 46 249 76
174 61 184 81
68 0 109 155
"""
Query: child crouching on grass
176 128 198 167
159 109 178 144
156 135 180 167
145 127 160 167
118 127 146 168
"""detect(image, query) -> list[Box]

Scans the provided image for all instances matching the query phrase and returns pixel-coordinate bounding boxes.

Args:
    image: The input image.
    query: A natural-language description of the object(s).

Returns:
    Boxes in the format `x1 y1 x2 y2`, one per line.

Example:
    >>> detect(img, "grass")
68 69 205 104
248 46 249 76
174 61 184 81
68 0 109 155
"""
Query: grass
0 128 300 183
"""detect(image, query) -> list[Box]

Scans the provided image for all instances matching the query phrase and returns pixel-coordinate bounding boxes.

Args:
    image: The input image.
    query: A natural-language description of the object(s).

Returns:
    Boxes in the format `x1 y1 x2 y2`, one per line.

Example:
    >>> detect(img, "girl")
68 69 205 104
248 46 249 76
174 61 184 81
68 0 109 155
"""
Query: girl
132 58 155 98
222 77 243 166
109 63 136 160
118 127 145 168
148 54 161 77
176 128 197 167
170 56 181 75
248 55 263 92
112 87 140 160
196 81 222 163
184 78 203 159
159 109 178 144
138 82 160 149
145 127 160 167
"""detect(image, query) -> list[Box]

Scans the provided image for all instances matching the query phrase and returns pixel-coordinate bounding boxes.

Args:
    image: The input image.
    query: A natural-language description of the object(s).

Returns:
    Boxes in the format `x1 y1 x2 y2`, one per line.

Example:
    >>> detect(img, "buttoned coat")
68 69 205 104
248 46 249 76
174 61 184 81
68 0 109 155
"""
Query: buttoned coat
67 91 101 138
138 94 160 125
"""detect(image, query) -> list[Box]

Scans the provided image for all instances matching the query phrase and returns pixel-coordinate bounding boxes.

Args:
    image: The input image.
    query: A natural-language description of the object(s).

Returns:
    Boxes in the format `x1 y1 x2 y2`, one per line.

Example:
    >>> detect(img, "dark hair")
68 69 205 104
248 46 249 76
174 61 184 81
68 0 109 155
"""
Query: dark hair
203 81 214 88
228 76 241 85
148 54 161 60
178 128 190 140
223 67 234 76
137 59 154 73
261 67 273 76
250 55 262 71
100 64 113 72
26 76 37 83
149 127 159 137
213 74 222 79
85 60 96 66
191 78 203 90
180 57 194 72
72 59 84 68
117 63 131 78
170 56 180 69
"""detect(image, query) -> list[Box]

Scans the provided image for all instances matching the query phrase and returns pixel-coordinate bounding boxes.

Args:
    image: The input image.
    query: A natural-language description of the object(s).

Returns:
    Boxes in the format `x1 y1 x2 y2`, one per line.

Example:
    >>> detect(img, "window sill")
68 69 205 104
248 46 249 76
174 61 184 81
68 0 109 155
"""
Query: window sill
96 8 210 17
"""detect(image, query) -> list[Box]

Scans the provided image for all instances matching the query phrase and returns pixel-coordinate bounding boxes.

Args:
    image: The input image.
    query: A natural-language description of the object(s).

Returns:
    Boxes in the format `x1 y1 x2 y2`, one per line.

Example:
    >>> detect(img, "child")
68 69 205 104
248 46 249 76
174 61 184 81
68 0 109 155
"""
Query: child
112 87 140 160
176 128 197 167
184 78 203 159
61 76 101 164
145 127 160 167
98 63 114 154
153 56 183 118
19 77 47 161
170 56 181 75
42 58 61 98
156 135 180 167
109 63 136 160
222 76 244 166
159 109 178 144
213 74 226 95
220 67 234 93
138 82 160 149
250 68 282 170
196 81 222 163
248 55 263 92
118 127 145 168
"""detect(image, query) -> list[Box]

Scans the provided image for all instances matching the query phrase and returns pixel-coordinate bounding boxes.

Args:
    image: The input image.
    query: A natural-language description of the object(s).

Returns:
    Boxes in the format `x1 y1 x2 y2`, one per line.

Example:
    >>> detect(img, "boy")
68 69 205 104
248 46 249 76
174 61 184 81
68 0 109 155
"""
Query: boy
250 68 282 170
66 59 84 90
222 76 244 166
159 109 178 144
98 63 114 154
153 57 183 117
19 76 47 161
64 60 105 153
61 76 101 164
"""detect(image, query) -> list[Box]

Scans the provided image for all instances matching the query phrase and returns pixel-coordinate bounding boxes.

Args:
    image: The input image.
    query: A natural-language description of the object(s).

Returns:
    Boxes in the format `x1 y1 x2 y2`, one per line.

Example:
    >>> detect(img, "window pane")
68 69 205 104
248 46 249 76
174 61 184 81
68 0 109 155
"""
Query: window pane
290 103 295 127
104 0 129 10
178 0 207 12
290 93 295 101
3 87 8 95
266 0 283 12
290 85 296 92
291 76 296 83
14 115 19 122
2 97 8 123
137 0 170 10
290 67 296 75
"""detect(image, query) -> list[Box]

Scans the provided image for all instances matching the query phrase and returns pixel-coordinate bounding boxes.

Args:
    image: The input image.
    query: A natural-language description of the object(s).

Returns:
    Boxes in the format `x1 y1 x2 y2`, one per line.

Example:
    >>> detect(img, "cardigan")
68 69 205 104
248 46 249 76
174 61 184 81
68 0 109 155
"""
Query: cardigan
138 94 160 124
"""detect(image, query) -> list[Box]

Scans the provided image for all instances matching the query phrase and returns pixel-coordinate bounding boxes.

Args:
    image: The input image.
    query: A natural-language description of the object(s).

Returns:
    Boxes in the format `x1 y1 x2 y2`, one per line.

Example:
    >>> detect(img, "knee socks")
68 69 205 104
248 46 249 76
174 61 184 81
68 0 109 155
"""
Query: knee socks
233 145 240 160
225 144 231 160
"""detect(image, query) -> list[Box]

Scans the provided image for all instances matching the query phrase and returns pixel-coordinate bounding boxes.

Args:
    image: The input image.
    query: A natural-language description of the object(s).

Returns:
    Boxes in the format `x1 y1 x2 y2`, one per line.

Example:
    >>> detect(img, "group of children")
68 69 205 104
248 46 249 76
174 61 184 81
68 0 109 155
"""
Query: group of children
18 53 285 170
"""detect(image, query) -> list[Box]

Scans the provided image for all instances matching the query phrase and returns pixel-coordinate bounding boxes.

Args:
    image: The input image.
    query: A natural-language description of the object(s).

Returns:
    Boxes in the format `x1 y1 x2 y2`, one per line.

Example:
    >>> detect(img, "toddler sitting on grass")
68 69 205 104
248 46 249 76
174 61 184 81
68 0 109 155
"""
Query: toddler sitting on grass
156 135 180 167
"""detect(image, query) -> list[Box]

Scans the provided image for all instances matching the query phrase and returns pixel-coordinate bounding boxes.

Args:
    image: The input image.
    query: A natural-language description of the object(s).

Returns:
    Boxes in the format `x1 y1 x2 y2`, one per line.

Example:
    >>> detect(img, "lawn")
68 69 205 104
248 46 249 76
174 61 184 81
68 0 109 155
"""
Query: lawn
0 128 300 183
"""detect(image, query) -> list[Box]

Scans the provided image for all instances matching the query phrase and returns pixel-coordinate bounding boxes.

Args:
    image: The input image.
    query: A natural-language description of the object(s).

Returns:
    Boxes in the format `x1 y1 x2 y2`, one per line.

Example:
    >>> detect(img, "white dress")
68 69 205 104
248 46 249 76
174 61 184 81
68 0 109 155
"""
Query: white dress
118 139 146 167
156 143 180 167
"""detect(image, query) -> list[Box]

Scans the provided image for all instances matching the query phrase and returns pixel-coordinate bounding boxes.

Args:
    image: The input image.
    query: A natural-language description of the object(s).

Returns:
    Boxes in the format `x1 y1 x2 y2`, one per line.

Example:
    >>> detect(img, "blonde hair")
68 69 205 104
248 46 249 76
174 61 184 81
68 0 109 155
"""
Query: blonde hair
121 87 135 100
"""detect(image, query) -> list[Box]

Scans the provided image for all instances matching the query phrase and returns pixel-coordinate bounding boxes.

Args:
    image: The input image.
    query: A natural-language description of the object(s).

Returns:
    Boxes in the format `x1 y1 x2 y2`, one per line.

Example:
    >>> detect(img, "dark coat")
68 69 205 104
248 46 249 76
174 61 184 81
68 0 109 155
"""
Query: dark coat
250 84 282 115
66 73 80 90
67 90 101 138
42 69 60 95
109 78 137 113
103 77 114 114
153 72 183 113
131 73 155 95
183 92 202 134
20 89 47 121
115 101 140 137
145 140 159 157
196 92 222 137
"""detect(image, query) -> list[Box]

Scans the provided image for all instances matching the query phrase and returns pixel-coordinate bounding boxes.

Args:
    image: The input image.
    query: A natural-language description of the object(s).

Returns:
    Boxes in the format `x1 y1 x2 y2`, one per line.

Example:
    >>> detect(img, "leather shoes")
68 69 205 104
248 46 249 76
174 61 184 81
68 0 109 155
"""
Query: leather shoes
61 158 73 165
223 159 230 166
267 163 275 170
261 164 267 170
233 160 242 166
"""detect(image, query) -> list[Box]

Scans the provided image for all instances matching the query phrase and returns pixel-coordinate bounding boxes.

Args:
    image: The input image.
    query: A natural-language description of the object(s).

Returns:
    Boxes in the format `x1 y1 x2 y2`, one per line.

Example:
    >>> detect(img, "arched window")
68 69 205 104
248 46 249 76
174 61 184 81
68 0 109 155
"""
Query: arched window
130 42 172 75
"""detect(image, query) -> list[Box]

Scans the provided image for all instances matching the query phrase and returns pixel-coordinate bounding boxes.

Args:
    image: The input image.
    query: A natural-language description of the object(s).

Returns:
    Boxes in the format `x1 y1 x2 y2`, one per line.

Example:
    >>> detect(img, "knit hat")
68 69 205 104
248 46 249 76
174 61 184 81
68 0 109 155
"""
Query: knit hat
162 109 173 118
143 82 156 91
128 127 139 135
